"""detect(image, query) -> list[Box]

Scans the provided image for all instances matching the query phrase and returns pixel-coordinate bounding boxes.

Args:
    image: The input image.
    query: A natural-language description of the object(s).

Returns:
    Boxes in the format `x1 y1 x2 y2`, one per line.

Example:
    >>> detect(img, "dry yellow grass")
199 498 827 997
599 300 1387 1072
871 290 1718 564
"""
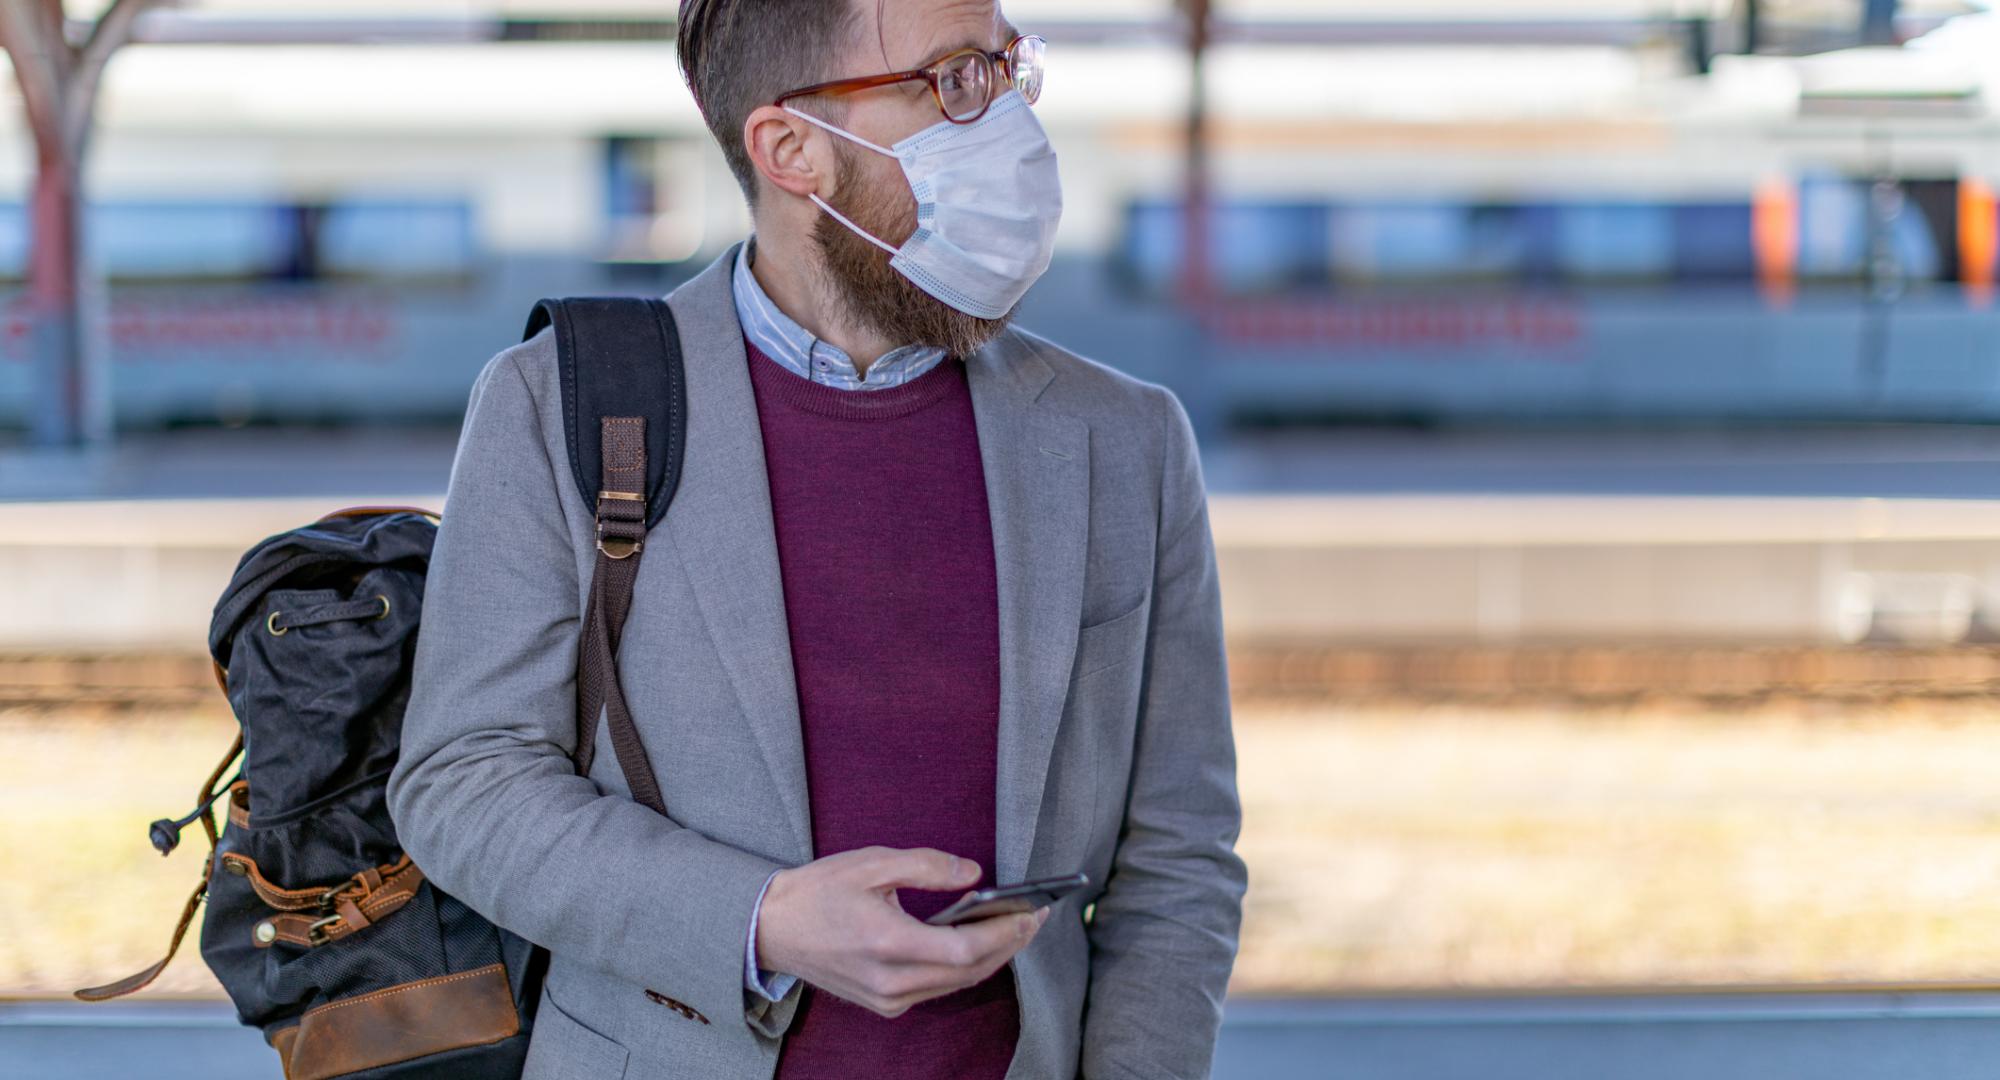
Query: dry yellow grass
1230 696 2000 994
16 696 2000 1000
2 705 239 997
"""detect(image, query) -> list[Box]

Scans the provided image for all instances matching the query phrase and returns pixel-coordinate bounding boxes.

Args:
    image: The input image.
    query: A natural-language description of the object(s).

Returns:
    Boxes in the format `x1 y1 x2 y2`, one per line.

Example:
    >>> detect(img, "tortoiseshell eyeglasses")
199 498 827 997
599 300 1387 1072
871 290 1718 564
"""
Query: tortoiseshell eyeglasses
775 33 1046 126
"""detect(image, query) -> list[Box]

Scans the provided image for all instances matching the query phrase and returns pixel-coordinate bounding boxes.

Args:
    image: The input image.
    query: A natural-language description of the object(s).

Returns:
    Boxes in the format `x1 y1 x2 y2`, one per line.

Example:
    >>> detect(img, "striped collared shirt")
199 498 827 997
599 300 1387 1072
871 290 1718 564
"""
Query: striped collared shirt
731 237 949 391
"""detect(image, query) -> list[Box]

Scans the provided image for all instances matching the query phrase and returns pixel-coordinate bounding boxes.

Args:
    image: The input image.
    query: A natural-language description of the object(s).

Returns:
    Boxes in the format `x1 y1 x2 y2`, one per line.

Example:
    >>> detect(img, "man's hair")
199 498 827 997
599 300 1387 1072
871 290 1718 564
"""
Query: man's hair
677 0 863 205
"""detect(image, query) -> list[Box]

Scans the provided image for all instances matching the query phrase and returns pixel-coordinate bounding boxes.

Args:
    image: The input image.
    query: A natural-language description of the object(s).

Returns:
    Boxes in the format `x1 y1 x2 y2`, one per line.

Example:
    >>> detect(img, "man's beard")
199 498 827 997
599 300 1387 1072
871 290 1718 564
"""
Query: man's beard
810 141 1017 359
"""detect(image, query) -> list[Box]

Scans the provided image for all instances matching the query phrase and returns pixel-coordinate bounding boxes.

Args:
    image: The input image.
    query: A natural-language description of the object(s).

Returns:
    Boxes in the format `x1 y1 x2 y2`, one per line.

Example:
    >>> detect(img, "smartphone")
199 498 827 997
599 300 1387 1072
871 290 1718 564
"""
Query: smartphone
924 872 1090 926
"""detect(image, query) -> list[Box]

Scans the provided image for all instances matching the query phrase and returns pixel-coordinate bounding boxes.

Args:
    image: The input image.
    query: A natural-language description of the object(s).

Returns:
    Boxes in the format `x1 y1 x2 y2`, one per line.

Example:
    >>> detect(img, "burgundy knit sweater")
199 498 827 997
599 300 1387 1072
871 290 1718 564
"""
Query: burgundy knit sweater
745 337 1021 1080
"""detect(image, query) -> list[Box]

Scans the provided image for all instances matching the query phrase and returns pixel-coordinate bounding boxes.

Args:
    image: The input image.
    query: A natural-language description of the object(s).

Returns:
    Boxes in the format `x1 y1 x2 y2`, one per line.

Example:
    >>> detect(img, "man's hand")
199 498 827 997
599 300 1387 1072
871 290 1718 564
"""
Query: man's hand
755 846 1046 1018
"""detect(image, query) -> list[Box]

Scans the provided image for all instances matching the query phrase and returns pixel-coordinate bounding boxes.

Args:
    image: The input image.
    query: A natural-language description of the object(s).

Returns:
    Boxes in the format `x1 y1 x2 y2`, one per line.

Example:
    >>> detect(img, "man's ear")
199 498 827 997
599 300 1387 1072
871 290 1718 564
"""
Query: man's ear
744 105 830 201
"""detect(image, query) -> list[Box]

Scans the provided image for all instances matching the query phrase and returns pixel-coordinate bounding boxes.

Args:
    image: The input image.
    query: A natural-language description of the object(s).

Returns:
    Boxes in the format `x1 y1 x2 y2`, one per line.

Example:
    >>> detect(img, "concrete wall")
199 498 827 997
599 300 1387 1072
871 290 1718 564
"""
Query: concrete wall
7 494 2000 651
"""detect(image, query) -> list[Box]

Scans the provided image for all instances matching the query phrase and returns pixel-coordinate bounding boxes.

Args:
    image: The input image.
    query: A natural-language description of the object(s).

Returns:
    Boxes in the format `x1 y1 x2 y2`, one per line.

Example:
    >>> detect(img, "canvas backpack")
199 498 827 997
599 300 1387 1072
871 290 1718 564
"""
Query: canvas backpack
74 297 688 1080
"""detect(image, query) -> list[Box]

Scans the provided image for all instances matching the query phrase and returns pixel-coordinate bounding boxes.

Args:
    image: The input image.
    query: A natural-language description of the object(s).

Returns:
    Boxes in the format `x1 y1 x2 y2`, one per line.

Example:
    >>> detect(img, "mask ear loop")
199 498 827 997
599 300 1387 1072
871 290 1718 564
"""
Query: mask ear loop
783 105 906 258
808 194 902 257
783 105 900 158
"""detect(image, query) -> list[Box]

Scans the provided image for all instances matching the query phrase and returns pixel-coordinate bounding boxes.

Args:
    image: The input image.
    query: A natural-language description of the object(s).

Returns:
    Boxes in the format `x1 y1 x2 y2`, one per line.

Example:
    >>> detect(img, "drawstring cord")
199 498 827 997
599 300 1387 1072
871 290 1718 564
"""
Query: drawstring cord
149 770 242 855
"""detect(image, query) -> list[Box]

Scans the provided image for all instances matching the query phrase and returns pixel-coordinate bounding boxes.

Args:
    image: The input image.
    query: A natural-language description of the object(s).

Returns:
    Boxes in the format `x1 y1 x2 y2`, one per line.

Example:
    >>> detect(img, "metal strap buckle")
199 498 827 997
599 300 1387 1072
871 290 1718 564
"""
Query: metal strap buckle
597 490 644 559
596 524 642 560
317 867 371 912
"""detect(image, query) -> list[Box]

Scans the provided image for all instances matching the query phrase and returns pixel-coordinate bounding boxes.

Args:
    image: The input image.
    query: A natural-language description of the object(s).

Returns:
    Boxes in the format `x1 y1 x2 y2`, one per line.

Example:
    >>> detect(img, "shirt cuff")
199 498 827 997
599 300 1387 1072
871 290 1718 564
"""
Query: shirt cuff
745 868 800 1002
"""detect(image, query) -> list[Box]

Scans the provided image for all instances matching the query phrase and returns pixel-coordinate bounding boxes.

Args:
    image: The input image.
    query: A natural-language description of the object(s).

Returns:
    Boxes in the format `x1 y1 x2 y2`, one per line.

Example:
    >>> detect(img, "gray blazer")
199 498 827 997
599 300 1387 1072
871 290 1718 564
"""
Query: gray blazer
385 242 1248 1080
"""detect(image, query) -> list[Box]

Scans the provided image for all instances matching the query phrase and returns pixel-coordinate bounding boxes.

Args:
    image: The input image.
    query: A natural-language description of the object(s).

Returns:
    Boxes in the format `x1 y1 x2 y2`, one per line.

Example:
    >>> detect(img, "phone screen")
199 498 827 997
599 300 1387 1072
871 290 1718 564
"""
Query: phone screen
923 872 1090 926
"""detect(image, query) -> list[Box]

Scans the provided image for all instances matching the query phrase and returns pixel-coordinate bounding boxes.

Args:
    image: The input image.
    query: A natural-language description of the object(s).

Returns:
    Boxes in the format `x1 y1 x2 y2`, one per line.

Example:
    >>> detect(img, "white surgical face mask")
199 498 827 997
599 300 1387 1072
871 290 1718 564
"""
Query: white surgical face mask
784 89 1063 320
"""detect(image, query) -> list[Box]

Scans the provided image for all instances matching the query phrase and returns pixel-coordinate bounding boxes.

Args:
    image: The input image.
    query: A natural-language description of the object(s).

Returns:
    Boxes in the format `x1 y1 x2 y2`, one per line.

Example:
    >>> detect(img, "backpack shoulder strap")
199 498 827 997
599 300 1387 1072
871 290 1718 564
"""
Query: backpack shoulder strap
522 297 687 815
523 297 687 530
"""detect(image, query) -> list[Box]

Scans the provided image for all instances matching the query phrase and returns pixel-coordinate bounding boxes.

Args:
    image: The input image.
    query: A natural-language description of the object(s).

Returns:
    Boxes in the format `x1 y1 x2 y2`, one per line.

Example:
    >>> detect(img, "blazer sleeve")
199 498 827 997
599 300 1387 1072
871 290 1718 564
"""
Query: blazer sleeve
1077 386 1250 1080
385 339 798 1038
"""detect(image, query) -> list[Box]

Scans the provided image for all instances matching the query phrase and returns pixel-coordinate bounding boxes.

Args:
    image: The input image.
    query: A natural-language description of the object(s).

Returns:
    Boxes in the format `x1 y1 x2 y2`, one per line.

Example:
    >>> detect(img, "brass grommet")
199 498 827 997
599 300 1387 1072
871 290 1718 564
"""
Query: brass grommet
266 611 288 636
375 594 391 619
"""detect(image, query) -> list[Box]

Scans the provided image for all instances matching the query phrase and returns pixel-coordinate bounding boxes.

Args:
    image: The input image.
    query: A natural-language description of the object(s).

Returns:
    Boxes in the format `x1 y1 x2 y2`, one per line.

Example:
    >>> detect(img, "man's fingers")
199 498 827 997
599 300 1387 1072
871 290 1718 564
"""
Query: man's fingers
883 910 1041 970
854 916 1041 1012
859 847 982 892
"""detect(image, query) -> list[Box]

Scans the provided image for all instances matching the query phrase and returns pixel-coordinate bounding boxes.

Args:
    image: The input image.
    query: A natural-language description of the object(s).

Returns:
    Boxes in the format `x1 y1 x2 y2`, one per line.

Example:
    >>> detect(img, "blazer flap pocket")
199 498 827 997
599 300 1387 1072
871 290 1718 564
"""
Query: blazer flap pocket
527 984 630 1080
1073 596 1149 682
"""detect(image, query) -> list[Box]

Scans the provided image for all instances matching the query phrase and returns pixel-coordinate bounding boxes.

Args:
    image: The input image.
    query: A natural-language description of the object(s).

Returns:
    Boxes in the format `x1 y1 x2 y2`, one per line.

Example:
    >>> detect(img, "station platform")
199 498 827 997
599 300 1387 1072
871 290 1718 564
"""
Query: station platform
9 424 2000 651
13 986 2000 1080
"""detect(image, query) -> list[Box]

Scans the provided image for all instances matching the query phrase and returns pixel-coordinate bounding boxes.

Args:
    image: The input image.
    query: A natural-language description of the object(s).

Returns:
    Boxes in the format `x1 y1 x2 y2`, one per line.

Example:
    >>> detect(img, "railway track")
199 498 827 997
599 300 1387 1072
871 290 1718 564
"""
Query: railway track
0 652 222 712
12 643 2000 712
1229 640 2000 703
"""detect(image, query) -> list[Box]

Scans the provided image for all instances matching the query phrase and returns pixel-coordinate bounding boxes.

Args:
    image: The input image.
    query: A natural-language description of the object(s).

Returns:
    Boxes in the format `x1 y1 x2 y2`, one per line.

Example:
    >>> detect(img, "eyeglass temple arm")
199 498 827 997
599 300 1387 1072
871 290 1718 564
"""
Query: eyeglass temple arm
775 69 928 107
772 35 1038 109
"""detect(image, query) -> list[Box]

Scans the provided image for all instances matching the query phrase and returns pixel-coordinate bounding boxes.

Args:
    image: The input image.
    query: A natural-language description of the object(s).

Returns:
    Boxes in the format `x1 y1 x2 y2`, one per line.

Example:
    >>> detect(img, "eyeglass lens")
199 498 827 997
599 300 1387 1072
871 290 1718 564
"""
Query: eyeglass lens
934 36 1046 122
937 52 993 121
1009 36 1045 103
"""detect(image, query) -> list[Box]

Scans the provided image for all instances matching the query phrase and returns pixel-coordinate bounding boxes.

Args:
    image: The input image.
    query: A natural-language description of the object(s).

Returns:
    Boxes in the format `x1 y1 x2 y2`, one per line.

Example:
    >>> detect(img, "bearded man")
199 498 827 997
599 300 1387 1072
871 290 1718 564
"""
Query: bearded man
387 1 1247 1077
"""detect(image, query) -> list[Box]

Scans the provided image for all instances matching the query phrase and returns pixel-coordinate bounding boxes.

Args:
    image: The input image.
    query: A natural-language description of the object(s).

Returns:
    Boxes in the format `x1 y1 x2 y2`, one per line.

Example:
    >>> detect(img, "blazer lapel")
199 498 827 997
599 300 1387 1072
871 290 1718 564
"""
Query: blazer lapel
966 334 1090 887
660 244 1092 883
662 246 815 863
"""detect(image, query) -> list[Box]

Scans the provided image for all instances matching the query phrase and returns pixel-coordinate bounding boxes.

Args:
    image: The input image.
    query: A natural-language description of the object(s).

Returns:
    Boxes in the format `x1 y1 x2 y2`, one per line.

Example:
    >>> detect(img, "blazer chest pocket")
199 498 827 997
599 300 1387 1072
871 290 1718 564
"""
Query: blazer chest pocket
1071 595 1149 685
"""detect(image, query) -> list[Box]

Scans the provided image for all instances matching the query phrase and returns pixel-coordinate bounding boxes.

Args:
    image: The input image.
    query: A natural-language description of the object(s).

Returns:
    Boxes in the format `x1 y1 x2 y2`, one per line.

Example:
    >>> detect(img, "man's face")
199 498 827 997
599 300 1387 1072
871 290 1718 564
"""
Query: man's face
828 0 1020 243
803 0 1026 357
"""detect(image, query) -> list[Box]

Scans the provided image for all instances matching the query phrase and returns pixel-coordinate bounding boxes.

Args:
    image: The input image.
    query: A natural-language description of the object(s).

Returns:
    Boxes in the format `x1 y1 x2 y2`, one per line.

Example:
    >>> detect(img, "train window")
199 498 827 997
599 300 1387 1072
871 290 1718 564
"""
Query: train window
603 136 707 264
0 205 26 278
1893 179 1953 284
1797 178 1869 279
1118 199 1328 295
1329 204 1527 283
318 200 475 280
1554 203 1673 280
0 200 477 283
91 203 298 281
1791 176 1972 286
1117 184 1997 297
1671 204 1756 280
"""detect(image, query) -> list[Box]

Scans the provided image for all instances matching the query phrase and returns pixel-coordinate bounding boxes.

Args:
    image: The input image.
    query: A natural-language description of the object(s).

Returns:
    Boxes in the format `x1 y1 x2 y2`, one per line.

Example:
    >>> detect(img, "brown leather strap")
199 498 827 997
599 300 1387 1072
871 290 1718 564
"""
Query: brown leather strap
226 779 250 831
196 733 243 850
243 853 427 949
268 962 519 1080
74 734 243 1002
573 415 667 815
221 850 338 911
315 505 441 525
258 912 323 949
73 858 211 1001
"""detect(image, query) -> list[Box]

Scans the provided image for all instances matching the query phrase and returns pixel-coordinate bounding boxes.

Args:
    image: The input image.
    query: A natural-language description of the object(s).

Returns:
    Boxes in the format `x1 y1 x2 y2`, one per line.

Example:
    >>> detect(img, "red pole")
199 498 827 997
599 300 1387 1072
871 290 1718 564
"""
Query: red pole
28 143 87 447
1178 0 1213 312
2 0 156 450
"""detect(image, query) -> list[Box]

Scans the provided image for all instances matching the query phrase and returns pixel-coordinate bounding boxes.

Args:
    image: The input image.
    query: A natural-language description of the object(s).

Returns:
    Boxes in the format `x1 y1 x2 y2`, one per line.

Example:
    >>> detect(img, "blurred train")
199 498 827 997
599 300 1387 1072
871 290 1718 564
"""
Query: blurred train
2 17 2000 433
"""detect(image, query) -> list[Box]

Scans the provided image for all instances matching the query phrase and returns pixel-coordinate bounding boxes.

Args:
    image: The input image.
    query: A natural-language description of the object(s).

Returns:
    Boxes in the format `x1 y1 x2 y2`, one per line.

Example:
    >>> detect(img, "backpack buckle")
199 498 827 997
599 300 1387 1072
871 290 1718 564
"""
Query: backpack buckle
595 525 642 560
308 878 360 943
306 914 343 945
596 491 644 560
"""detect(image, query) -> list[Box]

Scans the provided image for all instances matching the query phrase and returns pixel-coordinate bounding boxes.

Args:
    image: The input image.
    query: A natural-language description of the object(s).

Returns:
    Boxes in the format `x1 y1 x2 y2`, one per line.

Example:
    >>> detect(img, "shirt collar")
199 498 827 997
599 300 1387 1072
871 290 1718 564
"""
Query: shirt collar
731 237 949 391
